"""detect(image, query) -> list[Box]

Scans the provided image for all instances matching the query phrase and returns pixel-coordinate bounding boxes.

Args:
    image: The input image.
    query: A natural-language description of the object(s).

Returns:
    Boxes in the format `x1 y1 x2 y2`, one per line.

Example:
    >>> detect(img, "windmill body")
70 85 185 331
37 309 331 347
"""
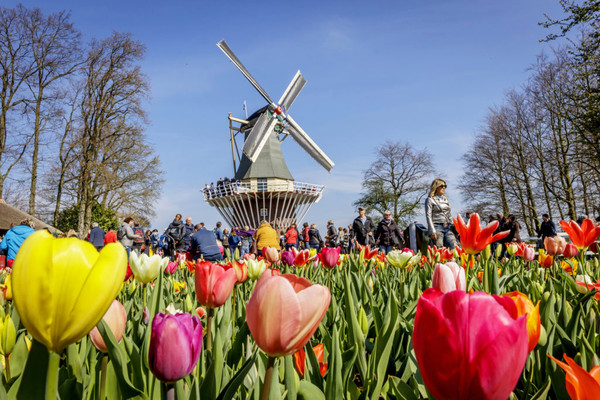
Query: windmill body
203 40 334 231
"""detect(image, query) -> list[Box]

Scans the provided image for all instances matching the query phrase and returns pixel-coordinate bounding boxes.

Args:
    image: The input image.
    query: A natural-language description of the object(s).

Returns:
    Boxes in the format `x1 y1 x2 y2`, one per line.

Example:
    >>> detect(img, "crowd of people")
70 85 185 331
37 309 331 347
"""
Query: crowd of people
2 177 600 266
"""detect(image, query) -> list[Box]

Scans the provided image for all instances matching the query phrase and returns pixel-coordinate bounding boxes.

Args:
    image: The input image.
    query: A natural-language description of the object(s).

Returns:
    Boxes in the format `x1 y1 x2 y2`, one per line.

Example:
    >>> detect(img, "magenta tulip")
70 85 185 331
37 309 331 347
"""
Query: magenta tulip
149 312 202 383
563 243 578 258
320 247 341 268
280 250 295 267
413 289 528 400
195 260 237 308
165 261 178 275
89 300 127 353
432 262 465 293
246 273 330 357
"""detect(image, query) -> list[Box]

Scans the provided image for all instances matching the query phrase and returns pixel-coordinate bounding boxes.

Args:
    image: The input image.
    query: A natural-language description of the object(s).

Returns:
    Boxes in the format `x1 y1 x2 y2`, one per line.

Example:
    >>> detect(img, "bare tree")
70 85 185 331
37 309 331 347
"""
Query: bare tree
21 6 83 215
354 140 434 227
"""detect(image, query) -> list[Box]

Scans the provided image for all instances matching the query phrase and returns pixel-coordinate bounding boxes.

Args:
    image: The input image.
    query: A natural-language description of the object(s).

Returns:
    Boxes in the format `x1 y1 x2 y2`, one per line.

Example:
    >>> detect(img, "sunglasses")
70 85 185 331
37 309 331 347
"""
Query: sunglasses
439 184 447 188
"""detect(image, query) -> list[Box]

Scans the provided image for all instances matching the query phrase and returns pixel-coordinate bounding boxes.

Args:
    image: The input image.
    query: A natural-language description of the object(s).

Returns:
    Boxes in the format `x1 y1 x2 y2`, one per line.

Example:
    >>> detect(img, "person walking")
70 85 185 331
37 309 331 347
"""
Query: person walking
375 210 404 254
424 178 456 249
285 224 299 250
536 213 556 249
308 224 323 252
228 228 242 255
326 220 337 247
88 222 106 251
352 207 375 247
118 217 142 257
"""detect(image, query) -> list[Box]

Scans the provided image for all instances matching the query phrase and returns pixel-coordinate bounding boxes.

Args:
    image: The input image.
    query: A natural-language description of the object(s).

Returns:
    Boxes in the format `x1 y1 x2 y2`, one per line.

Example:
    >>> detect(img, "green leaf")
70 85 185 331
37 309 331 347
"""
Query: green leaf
324 325 343 400
284 355 297 400
297 380 325 400
530 377 552 400
15 339 49 399
97 319 147 399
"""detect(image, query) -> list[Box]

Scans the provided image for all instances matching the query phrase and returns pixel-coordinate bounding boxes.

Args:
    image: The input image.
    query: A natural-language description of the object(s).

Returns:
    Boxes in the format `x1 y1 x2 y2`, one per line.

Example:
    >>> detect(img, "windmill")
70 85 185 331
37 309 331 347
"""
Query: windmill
202 40 334 231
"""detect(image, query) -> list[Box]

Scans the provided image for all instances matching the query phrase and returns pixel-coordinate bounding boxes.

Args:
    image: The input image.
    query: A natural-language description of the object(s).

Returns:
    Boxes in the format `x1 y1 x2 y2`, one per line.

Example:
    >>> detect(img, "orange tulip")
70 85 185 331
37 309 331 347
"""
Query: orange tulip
538 250 553 267
246 273 330 357
357 244 378 260
293 343 328 377
544 236 566 255
500 292 540 353
548 354 600 400
453 213 510 255
559 219 600 252
224 260 248 283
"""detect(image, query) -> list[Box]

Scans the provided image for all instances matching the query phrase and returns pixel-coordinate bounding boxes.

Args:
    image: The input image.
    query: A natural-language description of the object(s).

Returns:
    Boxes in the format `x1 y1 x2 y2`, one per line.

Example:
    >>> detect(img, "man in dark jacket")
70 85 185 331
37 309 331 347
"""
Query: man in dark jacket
189 224 223 261
374 211 404 254
326 220 337 247
536 213 556 249
166 214 187 252
352 207 375 246
89 222 106 251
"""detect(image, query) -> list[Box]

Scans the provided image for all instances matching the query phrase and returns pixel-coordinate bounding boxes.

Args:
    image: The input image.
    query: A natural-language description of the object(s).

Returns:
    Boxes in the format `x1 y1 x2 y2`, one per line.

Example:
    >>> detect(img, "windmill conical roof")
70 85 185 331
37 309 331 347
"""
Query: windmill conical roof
235 131 294 180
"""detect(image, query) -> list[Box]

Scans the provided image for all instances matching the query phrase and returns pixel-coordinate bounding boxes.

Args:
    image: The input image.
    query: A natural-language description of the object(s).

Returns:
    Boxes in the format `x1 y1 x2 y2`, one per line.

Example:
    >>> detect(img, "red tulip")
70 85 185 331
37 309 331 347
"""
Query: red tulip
499 291 540 353
124 265 133 281
293 343 328 377
559 219 600 252
320 247 341 269
548 354 600 399
575 277 600 300
432 262 465 293
563 243 578 258
149 312 202 382
194 261 237 308
359 244 378 260
544 236 566 255
89 300 127 353
246 273 330 357
195 306 206 318
413 289 528 400
291 248 311 267
452 213 510 255
429 245 454 263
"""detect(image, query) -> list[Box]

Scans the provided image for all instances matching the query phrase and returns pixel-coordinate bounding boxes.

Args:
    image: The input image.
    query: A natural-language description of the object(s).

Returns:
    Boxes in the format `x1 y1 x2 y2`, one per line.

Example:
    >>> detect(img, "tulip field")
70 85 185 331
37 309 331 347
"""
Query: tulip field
1 216 600 399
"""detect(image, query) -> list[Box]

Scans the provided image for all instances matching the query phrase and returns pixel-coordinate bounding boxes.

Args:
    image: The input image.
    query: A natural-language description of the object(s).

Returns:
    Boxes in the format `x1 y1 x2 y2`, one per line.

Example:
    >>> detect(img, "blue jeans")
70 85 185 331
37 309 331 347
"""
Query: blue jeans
432 224 456 249
240 245 249 257
379 245 393 255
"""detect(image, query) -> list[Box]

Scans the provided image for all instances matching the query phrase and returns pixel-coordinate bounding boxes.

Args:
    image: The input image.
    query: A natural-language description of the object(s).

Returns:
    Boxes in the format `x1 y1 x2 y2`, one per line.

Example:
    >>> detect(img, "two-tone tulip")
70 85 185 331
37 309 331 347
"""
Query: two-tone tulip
262 247 280 266
149 312 203 382
544 236 566 255
246 273 330 357
12 230 127 353
89 299 127 353
224 260 248 283
194 261 237 308
538 250 553 268
129 252 168 284
293 343 328 378
247 258 267 280
498 291 540 353
432 262 466 293
386 249 419 269
413 289 528 400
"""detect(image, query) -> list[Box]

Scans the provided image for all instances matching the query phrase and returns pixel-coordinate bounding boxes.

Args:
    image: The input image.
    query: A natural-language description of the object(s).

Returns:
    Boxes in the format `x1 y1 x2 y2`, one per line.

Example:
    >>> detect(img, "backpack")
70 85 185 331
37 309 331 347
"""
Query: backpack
302 227 310 242
117 226 126 241
168 224 185 242
133 228 144 244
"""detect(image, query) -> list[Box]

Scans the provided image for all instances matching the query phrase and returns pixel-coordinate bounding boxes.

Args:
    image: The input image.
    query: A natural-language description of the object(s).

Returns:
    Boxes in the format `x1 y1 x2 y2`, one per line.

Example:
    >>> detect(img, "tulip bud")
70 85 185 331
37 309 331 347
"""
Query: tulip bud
367 275 374 292
185 294 193 313
522 246 535 261
143 306 150 325
358 307 369 336
495 243 503 259
89 300 127 353
563 244 578 259
481 245 491 262
0 314 16 356
149 312 203 383
507 243 518 256
263 247 280 265
537 325 547 346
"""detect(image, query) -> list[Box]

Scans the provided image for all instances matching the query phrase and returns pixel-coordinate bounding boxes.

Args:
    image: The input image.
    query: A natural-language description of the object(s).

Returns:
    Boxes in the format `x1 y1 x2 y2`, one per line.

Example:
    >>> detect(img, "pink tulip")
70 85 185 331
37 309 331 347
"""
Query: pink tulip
320 247 341 269
89 300 127 353
413 289 528 400
246 273 330 357
280 250 295 267
195 261 237 308
432 262 465 293
263 247 280 265
149 312 202 382
165 261 178 275
522 246 535 261
563 243 578 258
544 236 566 255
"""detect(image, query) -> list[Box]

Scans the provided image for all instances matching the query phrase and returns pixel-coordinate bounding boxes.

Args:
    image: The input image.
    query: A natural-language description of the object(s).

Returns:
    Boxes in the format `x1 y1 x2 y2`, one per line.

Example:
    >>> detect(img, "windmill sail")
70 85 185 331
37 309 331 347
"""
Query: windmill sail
242 112 279 162
286 115 334 172
278 71 306 112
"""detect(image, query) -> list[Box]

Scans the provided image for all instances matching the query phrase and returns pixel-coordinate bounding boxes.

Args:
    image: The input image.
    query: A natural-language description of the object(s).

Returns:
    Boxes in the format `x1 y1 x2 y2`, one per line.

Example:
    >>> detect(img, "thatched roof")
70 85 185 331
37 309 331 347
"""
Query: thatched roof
0 201 58 233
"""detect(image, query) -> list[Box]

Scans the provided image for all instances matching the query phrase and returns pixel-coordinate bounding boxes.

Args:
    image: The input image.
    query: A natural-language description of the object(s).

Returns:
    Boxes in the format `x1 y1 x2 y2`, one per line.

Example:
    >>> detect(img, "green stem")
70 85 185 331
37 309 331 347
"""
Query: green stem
4 354 10 381
206 308 214 354
143 284 147 310
99 355 108 400
260 356 276 400
45 352 60 400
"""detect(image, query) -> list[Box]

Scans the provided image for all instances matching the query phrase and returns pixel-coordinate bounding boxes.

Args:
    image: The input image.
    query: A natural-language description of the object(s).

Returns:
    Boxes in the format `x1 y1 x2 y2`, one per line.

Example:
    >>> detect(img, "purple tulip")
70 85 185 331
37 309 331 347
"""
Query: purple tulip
281 250 295 267
149 312 203 382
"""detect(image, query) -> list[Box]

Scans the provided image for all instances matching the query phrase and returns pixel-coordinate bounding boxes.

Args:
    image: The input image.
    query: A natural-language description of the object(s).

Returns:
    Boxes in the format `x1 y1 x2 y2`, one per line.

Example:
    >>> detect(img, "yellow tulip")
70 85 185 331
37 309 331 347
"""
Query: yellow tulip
11 230 127 353
1 274 12 301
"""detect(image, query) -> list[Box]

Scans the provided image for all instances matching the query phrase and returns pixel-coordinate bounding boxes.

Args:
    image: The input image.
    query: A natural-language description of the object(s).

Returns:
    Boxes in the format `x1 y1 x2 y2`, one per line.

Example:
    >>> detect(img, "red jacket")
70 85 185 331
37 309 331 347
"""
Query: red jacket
285 228 298 244
104 231 117 244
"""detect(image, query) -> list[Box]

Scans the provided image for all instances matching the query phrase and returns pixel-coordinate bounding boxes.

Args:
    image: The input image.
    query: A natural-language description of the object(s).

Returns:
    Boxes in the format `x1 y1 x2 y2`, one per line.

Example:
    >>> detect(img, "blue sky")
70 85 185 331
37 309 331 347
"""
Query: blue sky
8 0 567 232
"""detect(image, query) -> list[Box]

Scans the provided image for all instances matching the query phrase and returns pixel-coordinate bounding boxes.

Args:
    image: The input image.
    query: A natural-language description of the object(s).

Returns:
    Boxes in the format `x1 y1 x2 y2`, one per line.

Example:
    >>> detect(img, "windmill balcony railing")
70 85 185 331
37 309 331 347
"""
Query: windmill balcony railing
203 181 324 201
